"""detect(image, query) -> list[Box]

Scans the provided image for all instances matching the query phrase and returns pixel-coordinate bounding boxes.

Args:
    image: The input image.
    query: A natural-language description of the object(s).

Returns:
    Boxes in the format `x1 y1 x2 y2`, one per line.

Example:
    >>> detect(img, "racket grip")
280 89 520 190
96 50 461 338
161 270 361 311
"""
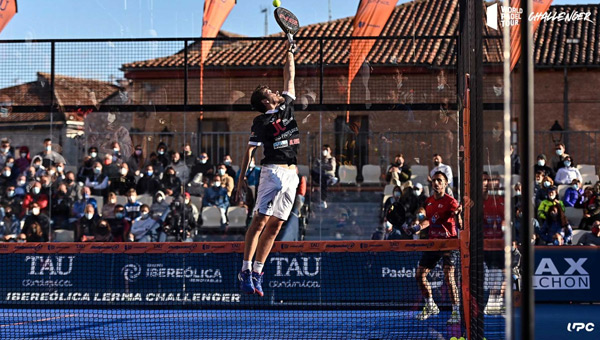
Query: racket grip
287 33 294 44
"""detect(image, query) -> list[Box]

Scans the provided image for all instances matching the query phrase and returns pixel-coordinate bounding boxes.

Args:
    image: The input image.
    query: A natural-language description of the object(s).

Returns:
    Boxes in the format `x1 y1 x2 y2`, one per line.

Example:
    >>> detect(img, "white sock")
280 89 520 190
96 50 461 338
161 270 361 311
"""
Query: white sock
242 261 252 272
425 297 435 305
453 304 460 312
253 261 264 274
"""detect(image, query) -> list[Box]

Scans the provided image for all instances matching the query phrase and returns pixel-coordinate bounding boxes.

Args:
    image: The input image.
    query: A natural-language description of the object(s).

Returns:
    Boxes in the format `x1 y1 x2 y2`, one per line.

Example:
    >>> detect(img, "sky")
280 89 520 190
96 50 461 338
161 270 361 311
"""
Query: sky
1 0 592 40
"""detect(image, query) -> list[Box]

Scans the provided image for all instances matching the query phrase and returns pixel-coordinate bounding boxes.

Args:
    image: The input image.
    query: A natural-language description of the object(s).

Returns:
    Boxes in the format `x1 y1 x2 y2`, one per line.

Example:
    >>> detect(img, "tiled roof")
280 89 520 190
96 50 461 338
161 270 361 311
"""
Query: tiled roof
122 0 599 71
0 73 120 122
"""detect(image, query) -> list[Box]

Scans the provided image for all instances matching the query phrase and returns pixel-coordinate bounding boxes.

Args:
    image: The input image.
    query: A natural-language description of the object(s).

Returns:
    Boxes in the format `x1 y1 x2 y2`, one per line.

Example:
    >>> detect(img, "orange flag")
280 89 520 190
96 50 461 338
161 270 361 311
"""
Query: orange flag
509 0 553 70
347 0 398 121
0 0 18 35
200 0 236 118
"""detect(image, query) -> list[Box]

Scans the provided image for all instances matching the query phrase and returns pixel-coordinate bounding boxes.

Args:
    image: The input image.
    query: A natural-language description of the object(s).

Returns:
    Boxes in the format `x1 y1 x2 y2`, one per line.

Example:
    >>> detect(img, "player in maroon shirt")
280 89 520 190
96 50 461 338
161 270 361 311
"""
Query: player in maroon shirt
407 171 461 324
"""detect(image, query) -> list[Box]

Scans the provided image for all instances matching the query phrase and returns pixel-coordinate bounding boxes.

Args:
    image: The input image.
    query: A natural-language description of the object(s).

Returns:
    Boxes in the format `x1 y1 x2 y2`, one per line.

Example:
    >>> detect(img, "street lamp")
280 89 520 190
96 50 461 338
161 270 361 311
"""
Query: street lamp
550 120 564 145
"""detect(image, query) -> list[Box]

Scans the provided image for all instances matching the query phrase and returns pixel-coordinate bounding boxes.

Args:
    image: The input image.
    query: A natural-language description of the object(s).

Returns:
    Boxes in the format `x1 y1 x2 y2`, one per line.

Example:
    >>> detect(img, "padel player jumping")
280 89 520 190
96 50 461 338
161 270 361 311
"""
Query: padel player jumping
407 171 461 324
237 39 299 297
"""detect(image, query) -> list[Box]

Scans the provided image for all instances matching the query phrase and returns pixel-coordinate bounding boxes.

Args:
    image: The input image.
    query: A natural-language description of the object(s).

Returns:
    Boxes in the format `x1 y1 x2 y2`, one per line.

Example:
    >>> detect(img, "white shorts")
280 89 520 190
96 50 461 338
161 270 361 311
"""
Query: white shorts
254 164 299 221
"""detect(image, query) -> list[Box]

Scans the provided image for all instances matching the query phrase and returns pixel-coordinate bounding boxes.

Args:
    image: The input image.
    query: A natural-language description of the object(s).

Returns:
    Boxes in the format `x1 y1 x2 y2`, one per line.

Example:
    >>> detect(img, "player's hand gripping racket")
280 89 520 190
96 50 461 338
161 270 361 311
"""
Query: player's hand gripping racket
274 7 299 53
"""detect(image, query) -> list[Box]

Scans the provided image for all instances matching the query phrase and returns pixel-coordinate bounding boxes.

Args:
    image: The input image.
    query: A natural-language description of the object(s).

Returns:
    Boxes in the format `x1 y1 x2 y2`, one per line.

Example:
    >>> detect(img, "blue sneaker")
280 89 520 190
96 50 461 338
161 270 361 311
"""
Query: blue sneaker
238 270 255 294
252 272 264 297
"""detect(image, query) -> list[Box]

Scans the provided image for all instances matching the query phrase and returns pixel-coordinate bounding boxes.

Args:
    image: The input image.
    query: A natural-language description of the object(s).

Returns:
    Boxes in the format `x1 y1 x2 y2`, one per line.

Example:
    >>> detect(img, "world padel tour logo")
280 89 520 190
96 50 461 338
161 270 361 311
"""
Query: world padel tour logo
486 3 594 30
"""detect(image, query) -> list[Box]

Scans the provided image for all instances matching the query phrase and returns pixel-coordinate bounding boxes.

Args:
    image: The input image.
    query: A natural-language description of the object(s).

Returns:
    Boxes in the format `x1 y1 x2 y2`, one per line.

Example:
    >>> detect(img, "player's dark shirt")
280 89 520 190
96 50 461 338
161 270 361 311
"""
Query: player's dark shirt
424 193 458 239
248 92 299 165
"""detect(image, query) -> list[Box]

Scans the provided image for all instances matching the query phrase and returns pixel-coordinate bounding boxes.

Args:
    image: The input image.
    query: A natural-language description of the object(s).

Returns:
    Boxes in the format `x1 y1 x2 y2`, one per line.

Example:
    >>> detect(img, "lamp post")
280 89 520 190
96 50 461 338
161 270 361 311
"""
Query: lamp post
550 120 564 146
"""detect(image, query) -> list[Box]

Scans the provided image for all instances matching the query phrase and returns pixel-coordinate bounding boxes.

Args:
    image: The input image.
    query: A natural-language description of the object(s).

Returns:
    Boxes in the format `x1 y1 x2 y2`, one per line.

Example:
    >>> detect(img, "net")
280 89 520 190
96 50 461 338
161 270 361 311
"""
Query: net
0 240 491 340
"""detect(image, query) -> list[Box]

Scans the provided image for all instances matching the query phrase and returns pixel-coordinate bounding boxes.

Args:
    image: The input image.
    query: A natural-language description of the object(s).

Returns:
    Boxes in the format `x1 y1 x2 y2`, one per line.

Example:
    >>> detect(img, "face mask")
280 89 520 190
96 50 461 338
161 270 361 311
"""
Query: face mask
564 161 571 167
135 150 142 156
517 212 523 219
185 199 190 204
17 180 25 186
172 159 179 164
84 194 90 199
94 168 102 174
32 208 40 215
158 150 165 155
393 192 401 198
32 187 40 195
90 152 97 158
548 194 556 200
186 151 192 156
434 160 440 166
417 213 425 221
120 168 128 176
414 189 422 196
543 181 551 188
1 147 8 153
45 146 52 152
213 181 221 187
85 213 94 220
115 212 124 219
7 191 14 198
20 153 27 158
141 212 149 219
33 163 40 169
556 149 563 156
200 158 207 164
537 160 545 166
109 198 117 204
113 148 119 154
128 196 136 203
515 191 521 196
57 166 63 172
48 170 55 176
322 150 329 157
147 171 153 177
224 160 231 166
3 171 10 177
385 221 393 229
573 184 579 190
218 169 226 176
156 197 164 203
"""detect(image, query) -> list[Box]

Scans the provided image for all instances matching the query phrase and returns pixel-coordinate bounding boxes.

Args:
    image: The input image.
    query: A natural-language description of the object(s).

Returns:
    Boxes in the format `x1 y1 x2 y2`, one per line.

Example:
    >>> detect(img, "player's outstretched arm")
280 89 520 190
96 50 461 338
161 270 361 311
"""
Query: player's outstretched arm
283 41 295 98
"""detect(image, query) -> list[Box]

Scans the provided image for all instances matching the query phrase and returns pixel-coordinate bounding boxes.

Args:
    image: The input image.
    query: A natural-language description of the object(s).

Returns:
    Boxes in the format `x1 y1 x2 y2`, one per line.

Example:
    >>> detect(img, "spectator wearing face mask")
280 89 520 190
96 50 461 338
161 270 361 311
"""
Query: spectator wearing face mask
184 192 200 224
1 185 23 217
539 204 572 245
429 154 454 194
0 206 21 241
563 179 583 208
146 152 165 177
130 204 161 242
30 156 46 178
190 152 214 183
163 197 196 242
580 182 600 230
182 143 196 168
551 143 569 173
4 156 17 182
21 182 48 218
160 166 182 197
109 163 136 195
156 142 170 169
202 175 230 226
93 219 114 242
0 165 14 193
537 186 564 223
77 147 100 183
127 145 145 176
222 155 237 179
577 221 600 246
136 165 160 196
15 146 31 175
75 203 99 242
109 142 124 166
85 162 109 196
372 219 405 240
401 207 428 239
51 183 73 230
535 174 554 209
554 156 582 185
87 146 101 165
38 138 66 168
216 163 234 197
386 153 411 187
169 152 190 184
39 174 54 197
124 188 142 222
102 192 118 219
14 175 28 198
382 186 402 222
103 154 120 182
21 202 50 241
150 191 169 220
72 186 98 220
62 171 81 202
0 139 12 167
107 205 132 242
534 154 555 179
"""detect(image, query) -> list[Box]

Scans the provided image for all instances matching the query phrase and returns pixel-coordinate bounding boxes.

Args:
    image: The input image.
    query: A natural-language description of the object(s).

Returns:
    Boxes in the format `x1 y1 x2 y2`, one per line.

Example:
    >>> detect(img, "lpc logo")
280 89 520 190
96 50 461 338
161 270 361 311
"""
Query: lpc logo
567 322 595 333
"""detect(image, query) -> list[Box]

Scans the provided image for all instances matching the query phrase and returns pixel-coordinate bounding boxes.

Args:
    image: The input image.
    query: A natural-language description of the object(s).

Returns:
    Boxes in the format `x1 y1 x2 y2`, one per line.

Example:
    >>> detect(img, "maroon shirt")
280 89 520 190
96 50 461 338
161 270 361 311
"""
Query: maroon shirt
425 193 459 239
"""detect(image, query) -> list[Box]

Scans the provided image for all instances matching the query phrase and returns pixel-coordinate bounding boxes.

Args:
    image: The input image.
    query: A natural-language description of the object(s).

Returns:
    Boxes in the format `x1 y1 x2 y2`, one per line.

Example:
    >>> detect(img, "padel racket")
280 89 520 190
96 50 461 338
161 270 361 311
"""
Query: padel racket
274 7 299 44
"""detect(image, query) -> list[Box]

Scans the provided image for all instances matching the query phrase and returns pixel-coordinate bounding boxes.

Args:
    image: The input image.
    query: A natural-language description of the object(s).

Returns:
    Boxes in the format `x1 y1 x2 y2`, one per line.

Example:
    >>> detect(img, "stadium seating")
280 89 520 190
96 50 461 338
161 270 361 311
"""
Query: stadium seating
410 165 429 186
557 185 569 199
297 165 309 178
564 207 582 228
227 206 248 229
53 229 74 242
571 229 587 245
577 164 596 176
201 206 222 229
137 194 153 206
382 184 395 204
189 196 203 209
91 195 104 213
338 165 357 185
582 174 599 185
231 165 240 174
116 195 127 206
361 164 381 185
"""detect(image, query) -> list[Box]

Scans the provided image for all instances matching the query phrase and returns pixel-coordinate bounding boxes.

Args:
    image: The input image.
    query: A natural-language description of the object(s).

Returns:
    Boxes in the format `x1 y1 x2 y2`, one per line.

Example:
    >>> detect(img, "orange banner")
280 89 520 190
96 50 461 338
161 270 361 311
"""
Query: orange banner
0 0 18 35
509 0 553 71
347 0 398 121
200 0 235 119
